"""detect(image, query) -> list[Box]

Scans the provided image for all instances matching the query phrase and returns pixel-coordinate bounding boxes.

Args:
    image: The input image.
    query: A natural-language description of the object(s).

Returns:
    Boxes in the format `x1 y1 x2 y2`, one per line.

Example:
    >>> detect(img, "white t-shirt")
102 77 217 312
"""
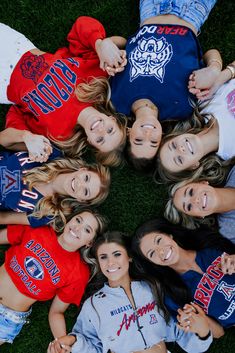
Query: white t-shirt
201 79 235 160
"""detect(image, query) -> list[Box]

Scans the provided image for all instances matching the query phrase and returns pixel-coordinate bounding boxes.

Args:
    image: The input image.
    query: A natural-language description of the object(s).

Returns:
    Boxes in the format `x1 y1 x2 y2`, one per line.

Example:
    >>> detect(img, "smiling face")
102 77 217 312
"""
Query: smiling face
159 133 204 172
85 113 123 153
129 116 162 159
140 232 180 267
59 211 99 251
97 242 131 287
173 181 218 217
61 168 101 202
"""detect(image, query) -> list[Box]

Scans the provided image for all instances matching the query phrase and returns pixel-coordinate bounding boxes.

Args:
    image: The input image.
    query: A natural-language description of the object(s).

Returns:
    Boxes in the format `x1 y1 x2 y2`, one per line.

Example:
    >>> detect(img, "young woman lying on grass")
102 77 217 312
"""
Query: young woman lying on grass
0 16 127 166
47 231 213 353
0 209 106 344
84 0 223 171
133 218 235 333
164 165 235 244
0 147 109 228
157 67 235 182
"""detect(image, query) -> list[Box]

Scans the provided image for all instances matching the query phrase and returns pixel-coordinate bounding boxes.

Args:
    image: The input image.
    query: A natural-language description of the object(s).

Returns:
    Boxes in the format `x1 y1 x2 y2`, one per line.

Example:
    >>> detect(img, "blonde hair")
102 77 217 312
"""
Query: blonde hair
164 178 217 230
156 110 232 183
23 158 110 231
57 77 127 167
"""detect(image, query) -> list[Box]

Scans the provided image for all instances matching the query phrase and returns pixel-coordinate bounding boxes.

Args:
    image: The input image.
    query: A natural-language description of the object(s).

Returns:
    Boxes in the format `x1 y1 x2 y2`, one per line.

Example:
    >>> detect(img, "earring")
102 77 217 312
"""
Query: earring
129 258 133 262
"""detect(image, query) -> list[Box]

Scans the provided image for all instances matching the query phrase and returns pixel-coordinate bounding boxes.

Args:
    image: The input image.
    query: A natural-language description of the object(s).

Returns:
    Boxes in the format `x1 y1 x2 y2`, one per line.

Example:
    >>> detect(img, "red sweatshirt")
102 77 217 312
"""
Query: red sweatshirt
6 16 108 140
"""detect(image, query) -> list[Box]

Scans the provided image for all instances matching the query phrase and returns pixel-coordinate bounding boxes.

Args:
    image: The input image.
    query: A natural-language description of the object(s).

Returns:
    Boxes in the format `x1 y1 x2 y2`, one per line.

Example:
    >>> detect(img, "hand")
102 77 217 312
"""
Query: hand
22 131 52 163
47 336 75 353
221 253 235 275
177 303 210 338
106 50 127 76
95 38 127 75
188 66 221 100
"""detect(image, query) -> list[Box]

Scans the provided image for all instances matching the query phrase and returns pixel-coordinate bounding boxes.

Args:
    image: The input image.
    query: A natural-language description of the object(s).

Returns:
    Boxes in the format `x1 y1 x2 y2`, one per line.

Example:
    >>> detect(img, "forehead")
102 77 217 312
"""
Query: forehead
97 242 127 255
75 211 98 228
140 232 166 251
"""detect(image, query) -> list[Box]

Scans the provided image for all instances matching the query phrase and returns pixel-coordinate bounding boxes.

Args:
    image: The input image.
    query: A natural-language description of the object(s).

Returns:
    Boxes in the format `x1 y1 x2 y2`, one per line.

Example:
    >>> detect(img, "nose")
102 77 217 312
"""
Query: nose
97 120 105 132
192 193 200 205
156 247 164 257
178 143 185 153
107 256 115 266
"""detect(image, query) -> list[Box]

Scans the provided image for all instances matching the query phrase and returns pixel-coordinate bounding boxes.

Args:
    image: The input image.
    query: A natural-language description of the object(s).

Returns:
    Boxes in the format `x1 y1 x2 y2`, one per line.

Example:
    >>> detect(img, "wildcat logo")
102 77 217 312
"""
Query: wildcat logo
0 167 20 197
217 281 235 301
129 36 173 83
24 256 44 280
149 314 158 325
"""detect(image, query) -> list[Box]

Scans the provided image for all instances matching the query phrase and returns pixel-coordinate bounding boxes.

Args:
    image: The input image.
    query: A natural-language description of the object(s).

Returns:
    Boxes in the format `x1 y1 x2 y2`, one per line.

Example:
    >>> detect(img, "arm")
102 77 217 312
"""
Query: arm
48 296 70 338
0 211 30 226
0 228 9 244
47 299 102 353
188 49 222 98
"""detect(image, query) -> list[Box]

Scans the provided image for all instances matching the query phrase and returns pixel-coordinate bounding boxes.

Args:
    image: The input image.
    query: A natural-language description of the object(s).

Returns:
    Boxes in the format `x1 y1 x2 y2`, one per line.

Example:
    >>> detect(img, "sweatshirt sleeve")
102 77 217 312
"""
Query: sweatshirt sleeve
70 298 103 353
165 318 213 353
67 16 106 57
5 105 30 130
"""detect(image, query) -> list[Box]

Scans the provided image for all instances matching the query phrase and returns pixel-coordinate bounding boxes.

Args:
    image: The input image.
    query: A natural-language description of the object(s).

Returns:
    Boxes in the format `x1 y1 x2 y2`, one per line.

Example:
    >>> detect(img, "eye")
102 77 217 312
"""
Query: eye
85 227 91 234
84 174 89 182
96 136 104 144
187 203 192 212
84 188 88 197
100 255 107 260
172 141 176 149
76 217 81 224
149 250 155 259
135 138 142 142
107 127 113 134
114 252 121 257
156 237 161 245
178 156 183 165
189 188 193 197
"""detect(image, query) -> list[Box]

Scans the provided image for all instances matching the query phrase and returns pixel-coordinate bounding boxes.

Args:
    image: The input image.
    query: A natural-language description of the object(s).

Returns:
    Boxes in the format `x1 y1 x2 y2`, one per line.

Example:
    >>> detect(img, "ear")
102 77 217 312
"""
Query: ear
190 161 200 170
85 242 92 248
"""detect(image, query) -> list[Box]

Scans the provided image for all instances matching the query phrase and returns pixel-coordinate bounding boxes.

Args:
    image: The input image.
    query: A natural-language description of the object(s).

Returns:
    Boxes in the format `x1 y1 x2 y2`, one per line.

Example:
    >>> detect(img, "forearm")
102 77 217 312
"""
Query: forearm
0 212 29 225
206 316 224 338
0 128 29 148
203 49 222 71
48 312 67 338
110 35 127 48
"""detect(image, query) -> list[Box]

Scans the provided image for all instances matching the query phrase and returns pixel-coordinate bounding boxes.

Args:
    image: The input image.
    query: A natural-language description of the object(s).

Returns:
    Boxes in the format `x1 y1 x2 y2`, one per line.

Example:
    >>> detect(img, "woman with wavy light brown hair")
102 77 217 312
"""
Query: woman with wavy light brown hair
0 16 127 167
0 147 110 229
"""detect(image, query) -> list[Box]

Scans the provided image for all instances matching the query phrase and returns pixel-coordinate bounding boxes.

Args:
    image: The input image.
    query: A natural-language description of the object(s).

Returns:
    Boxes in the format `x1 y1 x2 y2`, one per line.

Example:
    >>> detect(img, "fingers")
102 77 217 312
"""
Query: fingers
221 253 235 275
48 339 68 353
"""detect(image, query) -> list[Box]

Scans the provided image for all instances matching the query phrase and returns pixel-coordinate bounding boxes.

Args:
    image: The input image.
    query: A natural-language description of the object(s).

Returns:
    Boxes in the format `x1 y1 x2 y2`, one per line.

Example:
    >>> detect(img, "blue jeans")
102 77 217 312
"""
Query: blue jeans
0 303 31 343
139 0 217 32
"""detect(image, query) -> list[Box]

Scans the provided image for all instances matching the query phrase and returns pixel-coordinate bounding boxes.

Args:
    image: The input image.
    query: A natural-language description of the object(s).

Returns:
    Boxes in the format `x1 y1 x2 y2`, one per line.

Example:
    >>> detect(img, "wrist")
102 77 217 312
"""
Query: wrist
95 38 103 54
68 333 77 345
226 64 235 80
196 330 211 340
207 59 222 71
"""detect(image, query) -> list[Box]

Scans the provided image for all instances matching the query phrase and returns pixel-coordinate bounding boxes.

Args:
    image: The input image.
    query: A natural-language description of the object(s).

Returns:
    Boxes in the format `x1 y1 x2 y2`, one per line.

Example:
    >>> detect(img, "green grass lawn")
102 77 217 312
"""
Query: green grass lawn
0 0 235 352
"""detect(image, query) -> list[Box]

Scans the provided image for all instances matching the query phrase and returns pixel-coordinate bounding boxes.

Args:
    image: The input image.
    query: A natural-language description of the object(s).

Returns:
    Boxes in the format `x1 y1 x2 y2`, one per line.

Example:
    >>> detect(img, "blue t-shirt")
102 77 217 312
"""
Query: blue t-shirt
0 147 62 227
165 248 235 328
111 24 203 120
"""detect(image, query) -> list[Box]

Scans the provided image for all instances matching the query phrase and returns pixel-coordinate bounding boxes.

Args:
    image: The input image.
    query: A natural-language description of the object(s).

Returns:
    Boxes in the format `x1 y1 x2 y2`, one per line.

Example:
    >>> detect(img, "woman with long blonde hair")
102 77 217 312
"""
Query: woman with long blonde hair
0 147 110 228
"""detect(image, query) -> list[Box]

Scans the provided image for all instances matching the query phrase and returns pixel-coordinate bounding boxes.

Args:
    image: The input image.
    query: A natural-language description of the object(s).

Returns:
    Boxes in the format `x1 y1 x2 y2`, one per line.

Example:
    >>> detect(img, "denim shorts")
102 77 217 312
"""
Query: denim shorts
139 0 217 32
0 23 36 104
0 303 31 344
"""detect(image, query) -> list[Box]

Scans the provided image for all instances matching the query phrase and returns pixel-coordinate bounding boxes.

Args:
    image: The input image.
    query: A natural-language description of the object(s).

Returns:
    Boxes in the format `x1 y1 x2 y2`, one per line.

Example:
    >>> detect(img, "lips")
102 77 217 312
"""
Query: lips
107 267 120 273
164 248 172 261
69 229 79 238
141 124 155 129
90 120 101 131
186 139 193 154
202 193 207 209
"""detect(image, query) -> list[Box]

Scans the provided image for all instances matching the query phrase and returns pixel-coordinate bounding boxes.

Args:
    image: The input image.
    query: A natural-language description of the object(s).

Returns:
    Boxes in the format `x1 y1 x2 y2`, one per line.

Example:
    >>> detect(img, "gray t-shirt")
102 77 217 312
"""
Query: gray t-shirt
218 166 235 244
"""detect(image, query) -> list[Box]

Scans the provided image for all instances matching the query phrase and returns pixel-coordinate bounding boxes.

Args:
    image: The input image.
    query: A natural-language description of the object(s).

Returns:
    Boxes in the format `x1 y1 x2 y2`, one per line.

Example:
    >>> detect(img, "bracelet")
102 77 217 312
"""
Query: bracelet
133 102 158 115
226 64 235 79
208 59 222 70
196 330 211 341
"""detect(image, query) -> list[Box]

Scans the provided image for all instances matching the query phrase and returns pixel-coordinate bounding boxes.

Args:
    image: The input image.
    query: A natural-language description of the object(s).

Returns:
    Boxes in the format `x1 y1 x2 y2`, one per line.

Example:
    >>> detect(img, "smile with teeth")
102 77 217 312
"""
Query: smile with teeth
91 120 102 131
141 124 155 129
202 193 207 209
163 248 172 261
69 229 79 238
185 139 193 154
107 267 120 273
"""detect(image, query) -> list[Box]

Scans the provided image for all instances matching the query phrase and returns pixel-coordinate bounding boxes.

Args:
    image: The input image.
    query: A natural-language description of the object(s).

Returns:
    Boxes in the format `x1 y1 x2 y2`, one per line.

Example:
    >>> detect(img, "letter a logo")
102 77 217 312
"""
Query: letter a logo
0 166 21 197
217 281 235 301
